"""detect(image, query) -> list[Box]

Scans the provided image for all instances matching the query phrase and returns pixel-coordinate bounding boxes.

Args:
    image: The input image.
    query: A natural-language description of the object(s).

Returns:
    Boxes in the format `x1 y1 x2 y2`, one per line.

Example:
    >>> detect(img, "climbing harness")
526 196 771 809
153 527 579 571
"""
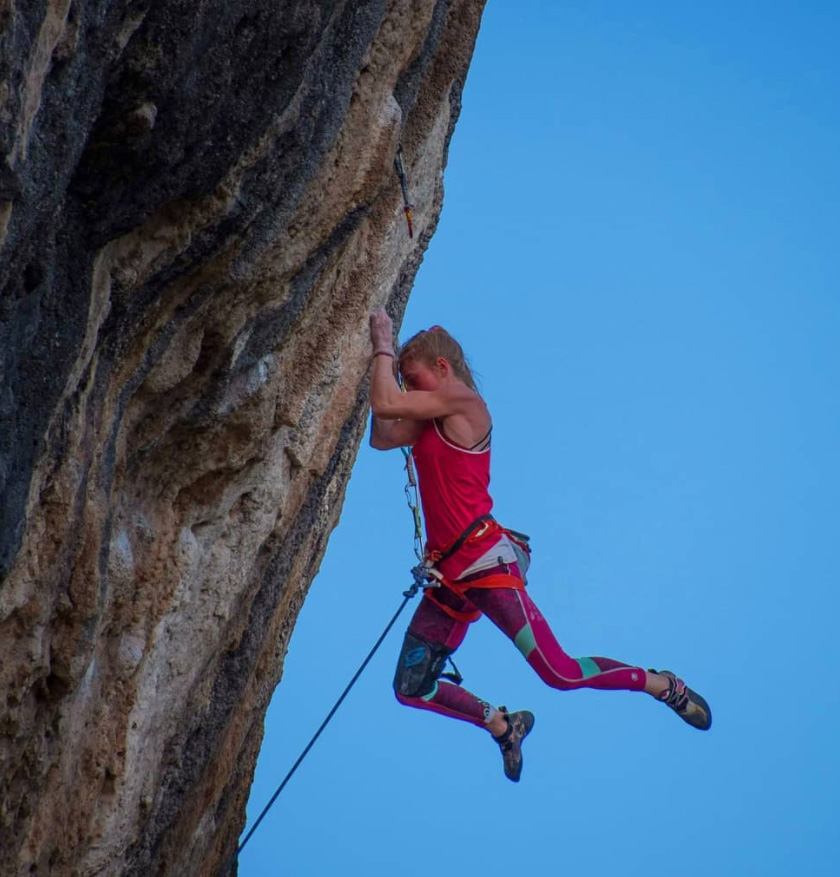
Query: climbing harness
394 144 414 238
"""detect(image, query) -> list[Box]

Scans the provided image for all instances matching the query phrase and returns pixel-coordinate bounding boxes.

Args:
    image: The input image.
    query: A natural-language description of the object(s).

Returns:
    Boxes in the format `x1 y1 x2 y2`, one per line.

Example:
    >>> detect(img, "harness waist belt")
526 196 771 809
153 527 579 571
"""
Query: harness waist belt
457 561 517 584
432 514 495 565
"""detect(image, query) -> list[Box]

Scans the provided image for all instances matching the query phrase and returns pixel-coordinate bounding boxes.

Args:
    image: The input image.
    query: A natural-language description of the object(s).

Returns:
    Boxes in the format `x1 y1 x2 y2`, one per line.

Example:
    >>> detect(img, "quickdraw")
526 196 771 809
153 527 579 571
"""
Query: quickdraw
396 370 442 596
400 446 424 563
400 445 444 596
394 144 414 238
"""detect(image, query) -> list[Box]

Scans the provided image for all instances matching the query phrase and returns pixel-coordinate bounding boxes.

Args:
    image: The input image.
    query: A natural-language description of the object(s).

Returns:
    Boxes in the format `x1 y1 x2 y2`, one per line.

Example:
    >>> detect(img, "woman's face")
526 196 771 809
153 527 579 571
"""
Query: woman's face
400 357 441 392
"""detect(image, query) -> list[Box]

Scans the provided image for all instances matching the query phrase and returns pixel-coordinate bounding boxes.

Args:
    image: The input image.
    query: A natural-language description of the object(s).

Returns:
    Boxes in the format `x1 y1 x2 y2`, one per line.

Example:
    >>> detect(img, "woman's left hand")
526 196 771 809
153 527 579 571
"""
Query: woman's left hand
370 307 394 352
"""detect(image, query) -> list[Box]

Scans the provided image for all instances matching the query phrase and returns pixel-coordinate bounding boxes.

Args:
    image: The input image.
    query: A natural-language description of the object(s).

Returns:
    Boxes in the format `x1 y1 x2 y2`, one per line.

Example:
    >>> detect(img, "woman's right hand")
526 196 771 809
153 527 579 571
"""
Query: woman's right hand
369 306 395 353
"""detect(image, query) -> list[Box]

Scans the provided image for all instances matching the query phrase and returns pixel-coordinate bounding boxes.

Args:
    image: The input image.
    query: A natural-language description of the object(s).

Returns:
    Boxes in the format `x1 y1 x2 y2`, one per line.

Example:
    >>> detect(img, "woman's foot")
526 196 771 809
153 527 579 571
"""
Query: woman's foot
648 669 712 730
492 707 535 782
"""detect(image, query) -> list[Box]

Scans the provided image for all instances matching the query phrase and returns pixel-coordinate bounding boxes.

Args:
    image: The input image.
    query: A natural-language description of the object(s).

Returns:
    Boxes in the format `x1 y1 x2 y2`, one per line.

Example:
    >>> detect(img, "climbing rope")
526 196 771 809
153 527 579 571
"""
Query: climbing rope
224 447 433 874
224 587 421 874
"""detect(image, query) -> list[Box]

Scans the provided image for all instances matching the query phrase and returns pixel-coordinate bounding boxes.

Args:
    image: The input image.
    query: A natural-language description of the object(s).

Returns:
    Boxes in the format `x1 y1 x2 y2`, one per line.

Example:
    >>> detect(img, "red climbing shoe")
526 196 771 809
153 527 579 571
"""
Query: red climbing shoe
493 707 535 782
651 670 712 730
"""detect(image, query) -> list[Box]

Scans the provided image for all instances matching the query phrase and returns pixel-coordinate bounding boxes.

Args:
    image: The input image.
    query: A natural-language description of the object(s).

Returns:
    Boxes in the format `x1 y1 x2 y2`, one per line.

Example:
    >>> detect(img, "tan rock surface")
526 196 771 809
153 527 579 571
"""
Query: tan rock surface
0 1 487 874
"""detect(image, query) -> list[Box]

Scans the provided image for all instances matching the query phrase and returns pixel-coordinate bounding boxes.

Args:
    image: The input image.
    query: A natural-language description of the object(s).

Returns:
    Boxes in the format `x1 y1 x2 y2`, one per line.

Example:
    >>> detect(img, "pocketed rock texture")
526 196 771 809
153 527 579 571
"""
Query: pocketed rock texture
0 1 486 874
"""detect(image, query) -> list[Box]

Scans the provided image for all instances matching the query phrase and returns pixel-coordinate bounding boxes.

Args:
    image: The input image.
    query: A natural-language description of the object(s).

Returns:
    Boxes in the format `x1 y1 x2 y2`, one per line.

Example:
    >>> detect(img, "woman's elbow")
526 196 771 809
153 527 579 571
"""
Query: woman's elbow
370 400 396 420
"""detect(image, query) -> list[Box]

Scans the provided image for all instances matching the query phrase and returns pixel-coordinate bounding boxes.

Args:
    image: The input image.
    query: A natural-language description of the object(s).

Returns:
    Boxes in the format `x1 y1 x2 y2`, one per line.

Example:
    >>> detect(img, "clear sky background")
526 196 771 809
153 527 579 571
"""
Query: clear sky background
241 3 839 875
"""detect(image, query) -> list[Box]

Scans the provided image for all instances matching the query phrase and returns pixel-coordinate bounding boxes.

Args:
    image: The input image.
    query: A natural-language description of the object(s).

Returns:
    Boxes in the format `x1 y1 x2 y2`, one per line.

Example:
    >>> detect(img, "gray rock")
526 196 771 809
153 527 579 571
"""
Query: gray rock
0 1 487 874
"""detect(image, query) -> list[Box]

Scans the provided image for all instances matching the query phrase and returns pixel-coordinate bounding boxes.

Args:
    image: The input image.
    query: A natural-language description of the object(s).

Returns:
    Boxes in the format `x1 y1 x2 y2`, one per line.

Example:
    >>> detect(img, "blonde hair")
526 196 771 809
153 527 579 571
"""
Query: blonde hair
398 326 477 391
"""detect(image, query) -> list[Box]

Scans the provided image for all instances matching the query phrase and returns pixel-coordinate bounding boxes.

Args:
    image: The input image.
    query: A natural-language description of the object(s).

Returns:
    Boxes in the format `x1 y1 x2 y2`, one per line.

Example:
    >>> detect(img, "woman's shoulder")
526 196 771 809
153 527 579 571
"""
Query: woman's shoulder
444 380 487 408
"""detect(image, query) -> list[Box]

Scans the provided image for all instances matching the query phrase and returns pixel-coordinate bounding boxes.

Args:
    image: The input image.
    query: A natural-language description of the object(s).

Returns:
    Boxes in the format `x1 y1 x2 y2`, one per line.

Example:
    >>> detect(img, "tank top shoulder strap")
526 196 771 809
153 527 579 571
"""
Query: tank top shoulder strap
433 418 492 452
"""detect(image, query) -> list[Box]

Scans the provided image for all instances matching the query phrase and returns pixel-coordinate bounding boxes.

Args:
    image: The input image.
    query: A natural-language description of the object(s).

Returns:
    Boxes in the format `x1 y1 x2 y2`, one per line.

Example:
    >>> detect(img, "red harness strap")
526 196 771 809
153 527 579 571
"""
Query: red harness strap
450 571 525 592
423 588 482 624
423 564 526 624
421 514 531 622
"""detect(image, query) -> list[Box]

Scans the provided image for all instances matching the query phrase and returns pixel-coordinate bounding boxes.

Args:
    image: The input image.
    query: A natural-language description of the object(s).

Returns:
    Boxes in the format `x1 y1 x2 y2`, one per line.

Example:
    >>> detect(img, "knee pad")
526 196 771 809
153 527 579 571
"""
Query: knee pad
393 632 453 698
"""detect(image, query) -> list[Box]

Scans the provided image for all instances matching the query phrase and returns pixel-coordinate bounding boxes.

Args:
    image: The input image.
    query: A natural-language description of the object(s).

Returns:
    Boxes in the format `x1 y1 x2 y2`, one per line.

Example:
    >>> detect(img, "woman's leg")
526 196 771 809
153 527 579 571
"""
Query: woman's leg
467 587 647 692
393 590 499 727
468 586 712 729
393 589 539 781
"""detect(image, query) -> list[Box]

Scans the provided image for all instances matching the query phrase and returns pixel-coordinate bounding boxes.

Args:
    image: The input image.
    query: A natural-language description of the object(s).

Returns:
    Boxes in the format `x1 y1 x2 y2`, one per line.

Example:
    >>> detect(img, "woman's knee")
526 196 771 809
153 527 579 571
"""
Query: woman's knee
393 631 451 698
526 651 586 691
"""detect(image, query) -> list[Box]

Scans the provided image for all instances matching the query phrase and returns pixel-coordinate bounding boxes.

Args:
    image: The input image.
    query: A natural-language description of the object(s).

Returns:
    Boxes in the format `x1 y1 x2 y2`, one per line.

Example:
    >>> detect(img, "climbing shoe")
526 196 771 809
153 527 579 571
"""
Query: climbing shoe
651 669 712 731
492 707 535 782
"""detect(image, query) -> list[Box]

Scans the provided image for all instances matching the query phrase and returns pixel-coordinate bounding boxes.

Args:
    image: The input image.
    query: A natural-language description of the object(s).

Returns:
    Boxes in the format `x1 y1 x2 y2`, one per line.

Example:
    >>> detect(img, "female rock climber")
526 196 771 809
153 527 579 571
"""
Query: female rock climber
368 307 711 782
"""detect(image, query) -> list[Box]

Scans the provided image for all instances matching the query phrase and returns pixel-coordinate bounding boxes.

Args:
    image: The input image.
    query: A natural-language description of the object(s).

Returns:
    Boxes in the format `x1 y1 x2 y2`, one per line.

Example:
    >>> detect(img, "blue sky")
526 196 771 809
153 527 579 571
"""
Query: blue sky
241 3 839 875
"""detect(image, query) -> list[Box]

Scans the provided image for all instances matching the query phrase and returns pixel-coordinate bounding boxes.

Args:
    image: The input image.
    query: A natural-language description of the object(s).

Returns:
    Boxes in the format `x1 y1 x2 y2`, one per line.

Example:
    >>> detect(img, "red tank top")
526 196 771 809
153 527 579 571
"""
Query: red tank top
411 419 495 579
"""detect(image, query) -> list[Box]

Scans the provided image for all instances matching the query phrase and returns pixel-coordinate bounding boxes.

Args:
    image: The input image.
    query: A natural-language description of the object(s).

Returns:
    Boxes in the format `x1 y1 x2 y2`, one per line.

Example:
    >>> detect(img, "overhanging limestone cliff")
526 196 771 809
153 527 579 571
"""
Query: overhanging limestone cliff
0 1 487 874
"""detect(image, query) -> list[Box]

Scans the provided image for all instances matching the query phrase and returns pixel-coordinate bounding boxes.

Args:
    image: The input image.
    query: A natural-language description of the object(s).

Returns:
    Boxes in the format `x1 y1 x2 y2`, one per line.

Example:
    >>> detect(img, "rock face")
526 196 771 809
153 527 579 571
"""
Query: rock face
0 1 486 874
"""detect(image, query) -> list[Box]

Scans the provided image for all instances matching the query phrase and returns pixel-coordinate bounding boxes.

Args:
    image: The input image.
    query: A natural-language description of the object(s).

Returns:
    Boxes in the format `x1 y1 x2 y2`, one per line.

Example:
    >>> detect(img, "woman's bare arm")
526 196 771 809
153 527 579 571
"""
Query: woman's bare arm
369 415 426 450
367 306 485 440
369 354 473 420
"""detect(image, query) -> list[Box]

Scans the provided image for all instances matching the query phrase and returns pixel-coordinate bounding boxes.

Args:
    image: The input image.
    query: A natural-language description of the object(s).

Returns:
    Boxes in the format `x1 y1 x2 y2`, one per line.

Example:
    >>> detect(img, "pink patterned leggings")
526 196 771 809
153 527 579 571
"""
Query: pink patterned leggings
394 584 647 727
